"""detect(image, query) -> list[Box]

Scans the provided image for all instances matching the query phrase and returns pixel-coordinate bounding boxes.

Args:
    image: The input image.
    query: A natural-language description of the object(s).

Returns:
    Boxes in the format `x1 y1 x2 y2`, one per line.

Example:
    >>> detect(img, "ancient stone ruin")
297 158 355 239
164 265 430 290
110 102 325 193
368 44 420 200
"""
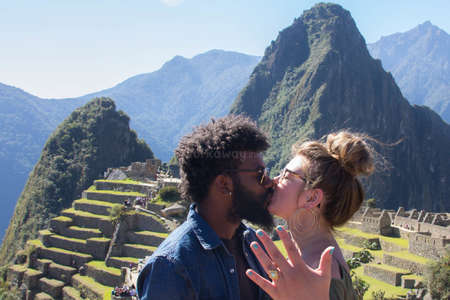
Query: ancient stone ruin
5 165 181 300
104 159 162 182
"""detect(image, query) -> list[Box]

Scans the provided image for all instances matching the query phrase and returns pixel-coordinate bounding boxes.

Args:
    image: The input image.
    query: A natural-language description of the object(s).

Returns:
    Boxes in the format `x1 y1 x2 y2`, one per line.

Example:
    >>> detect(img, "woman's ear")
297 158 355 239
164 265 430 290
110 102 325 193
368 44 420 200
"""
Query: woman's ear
305 189 323 208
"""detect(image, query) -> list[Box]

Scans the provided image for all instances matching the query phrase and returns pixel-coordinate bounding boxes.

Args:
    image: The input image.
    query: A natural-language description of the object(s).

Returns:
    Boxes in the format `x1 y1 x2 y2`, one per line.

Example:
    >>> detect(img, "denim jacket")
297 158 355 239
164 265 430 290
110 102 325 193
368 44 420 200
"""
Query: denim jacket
137 204 270 300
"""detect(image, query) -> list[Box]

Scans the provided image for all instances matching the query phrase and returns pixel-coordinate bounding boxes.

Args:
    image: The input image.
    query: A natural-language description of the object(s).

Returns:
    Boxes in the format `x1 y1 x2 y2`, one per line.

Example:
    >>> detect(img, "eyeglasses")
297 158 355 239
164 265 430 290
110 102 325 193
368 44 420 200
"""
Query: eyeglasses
224 167 270 185
280 168 308 183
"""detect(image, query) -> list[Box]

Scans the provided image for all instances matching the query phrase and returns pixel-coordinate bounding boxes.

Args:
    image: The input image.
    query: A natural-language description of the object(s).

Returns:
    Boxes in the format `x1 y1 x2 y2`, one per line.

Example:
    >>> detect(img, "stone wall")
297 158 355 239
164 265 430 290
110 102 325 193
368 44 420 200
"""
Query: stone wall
382 253 427 275
420 220 449 237
409 232 450 260
74 201 110 216
127 232 165 246
48 263 76 284
83 191 137 205
95 180 156 195
86 238 110 260
134 213 168 233
393 207 449 238
361 210 393 235
86 265 123 287
47 235 86 253
379 239 407 252
105 159 161 182
337 232 380 248
363 264 407 286
394 215 420 231
122 244 153 258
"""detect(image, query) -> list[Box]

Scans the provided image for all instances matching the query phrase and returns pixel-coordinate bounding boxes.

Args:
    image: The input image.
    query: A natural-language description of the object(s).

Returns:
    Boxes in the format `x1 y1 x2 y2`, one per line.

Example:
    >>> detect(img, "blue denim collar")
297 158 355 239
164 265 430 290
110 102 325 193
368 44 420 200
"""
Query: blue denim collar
188 203 248 250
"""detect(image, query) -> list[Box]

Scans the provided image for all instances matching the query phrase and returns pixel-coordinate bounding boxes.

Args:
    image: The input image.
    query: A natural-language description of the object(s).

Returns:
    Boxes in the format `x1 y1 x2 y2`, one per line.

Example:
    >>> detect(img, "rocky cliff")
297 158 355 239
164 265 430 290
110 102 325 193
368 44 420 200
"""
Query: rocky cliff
231 3 450 211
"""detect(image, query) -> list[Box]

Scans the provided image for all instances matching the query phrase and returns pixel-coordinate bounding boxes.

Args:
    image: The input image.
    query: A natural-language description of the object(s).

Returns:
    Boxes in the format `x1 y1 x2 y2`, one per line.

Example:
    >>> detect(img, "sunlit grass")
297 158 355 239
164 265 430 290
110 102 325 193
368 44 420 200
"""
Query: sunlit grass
353 266 409 299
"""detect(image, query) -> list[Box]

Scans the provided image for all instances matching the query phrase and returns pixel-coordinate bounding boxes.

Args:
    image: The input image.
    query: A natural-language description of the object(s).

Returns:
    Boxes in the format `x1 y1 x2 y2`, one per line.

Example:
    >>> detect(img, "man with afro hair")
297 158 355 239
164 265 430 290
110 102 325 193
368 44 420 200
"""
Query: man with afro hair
137 115 274 299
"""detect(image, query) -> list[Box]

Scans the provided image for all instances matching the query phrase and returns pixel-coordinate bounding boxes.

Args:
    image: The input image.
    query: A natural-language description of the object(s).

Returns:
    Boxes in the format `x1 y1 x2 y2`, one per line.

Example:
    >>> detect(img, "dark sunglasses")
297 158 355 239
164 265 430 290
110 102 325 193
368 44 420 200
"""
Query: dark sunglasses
224 167 270 185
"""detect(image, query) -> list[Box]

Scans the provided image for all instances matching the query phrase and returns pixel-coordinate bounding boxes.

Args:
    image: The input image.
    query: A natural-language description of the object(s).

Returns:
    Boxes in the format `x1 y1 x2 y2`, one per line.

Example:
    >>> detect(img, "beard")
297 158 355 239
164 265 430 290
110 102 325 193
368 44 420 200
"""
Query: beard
228 176 274 230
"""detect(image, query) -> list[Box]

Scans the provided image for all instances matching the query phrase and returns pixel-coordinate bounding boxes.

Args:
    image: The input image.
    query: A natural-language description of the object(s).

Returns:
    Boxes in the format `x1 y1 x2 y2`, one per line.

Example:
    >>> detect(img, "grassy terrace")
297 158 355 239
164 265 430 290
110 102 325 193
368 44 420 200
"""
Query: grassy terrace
353 266 409 299
95 179 148 185
28 239 44 248
125 244 158 251
25 268 43 276
52 234 87 244
74 198 115 207
336 238 383 258
365 262 410 273
69 226 101 234
72 274 112 300
136 211 165 225
336 227 409 249
62 208 110 221
40 277 64 286
87 260 121 276
9 264 27 272
87 190 146 197
52 216 72 222
39 229 53 236
387 251 431 265
274 233 415 299
28 238 91 257
63 286 82 300
402 273 424 282
88 237 110 242
135 231 169 238
110 256 139 264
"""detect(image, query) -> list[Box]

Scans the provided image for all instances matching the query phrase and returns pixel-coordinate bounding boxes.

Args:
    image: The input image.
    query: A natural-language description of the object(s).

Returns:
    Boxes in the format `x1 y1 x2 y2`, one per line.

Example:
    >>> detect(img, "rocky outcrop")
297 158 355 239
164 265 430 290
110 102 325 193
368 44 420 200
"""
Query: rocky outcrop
230 3 450 212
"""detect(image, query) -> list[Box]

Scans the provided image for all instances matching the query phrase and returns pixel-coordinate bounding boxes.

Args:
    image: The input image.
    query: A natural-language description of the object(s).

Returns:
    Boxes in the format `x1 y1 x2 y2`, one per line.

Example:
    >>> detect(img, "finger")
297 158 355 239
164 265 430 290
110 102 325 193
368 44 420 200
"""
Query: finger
317 246 334 279
250 241 279 276
255 229 290 270
245 269 275 299
276 225 304 267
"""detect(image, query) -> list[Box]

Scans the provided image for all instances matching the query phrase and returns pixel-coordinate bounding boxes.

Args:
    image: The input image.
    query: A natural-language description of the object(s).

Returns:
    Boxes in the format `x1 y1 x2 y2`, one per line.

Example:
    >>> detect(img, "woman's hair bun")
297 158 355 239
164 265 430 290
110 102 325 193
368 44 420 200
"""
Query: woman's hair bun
326 131 375 177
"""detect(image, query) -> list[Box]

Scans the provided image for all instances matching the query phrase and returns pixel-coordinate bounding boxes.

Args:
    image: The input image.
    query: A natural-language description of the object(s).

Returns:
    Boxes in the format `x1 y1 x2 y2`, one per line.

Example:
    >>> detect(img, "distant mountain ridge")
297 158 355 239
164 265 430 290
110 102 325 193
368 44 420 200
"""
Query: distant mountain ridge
368 21 450 123
83 49 260 160
0 50 259 241
231 3 450 211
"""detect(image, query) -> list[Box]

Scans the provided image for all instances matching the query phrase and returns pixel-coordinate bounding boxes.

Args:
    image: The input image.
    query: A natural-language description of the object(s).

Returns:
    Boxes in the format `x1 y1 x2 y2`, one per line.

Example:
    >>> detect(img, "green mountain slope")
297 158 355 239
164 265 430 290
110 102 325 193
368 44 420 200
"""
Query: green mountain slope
368 21 450 123
0 84 82 242
0 97 153 265
231 3 450 211
0 49 259 241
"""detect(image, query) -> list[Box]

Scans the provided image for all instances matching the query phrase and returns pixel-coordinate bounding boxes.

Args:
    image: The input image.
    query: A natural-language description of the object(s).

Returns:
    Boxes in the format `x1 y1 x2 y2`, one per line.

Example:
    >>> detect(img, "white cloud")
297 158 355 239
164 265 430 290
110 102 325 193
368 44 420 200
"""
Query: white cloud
160 0 184 7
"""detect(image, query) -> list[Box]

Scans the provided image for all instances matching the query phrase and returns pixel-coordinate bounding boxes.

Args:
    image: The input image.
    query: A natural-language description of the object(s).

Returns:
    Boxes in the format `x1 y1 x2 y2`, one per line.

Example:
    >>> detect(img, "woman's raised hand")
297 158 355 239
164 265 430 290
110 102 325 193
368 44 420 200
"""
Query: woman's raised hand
246 226 333 300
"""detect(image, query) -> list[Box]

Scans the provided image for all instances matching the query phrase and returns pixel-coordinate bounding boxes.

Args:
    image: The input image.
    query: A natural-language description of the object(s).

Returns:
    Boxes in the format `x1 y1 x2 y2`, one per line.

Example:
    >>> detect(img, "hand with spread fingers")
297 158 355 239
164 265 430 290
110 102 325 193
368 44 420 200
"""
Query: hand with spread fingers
246 226 333 300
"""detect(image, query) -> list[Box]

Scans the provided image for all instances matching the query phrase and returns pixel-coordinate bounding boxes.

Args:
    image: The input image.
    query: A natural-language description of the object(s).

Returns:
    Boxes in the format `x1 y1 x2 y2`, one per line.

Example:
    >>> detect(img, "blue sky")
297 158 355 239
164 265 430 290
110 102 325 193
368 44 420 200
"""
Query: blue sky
1 0 449 98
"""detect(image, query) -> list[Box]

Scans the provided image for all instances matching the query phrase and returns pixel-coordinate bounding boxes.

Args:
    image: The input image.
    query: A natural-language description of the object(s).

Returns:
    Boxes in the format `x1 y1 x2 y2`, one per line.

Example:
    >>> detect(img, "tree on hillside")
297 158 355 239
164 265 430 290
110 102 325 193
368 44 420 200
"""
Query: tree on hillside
426 252 450 299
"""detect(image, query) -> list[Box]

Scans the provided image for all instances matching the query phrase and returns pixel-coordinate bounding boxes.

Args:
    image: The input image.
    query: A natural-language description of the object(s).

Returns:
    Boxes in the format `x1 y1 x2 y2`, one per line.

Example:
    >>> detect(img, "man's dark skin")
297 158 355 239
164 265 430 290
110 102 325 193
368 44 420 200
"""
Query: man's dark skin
197 151 273 240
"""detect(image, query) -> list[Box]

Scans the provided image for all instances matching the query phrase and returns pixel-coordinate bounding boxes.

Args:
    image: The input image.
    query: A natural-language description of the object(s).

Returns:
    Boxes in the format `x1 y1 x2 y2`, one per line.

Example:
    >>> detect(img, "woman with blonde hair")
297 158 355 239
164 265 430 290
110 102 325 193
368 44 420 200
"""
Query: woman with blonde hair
246 130 376 300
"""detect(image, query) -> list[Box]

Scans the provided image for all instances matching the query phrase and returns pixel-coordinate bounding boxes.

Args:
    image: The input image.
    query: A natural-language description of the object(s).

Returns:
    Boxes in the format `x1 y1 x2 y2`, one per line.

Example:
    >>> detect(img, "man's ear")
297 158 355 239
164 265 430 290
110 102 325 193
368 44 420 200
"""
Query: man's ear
214 174 234 196
305 189 323 208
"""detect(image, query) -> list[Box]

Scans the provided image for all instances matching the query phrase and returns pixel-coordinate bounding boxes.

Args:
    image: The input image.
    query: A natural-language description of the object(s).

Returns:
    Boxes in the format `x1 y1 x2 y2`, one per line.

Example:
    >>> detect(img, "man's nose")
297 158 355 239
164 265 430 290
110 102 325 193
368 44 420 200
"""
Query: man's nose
263 176 275 189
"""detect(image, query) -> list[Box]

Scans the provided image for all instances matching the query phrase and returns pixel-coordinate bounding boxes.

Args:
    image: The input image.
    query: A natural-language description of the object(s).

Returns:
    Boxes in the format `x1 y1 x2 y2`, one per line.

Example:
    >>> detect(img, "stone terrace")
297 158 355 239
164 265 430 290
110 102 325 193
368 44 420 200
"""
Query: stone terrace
336 226 431 297
7 179 172 300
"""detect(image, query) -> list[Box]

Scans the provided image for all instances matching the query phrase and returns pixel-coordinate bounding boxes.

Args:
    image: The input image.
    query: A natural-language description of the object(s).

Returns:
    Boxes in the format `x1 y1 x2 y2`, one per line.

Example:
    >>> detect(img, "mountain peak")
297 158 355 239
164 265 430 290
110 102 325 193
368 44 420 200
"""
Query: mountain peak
231 3 450 212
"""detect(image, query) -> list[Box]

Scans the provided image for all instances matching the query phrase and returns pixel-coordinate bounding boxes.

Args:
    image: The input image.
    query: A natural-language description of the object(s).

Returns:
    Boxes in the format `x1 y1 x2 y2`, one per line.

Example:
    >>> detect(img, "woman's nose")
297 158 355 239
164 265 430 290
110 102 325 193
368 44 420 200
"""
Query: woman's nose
273 175 281 184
